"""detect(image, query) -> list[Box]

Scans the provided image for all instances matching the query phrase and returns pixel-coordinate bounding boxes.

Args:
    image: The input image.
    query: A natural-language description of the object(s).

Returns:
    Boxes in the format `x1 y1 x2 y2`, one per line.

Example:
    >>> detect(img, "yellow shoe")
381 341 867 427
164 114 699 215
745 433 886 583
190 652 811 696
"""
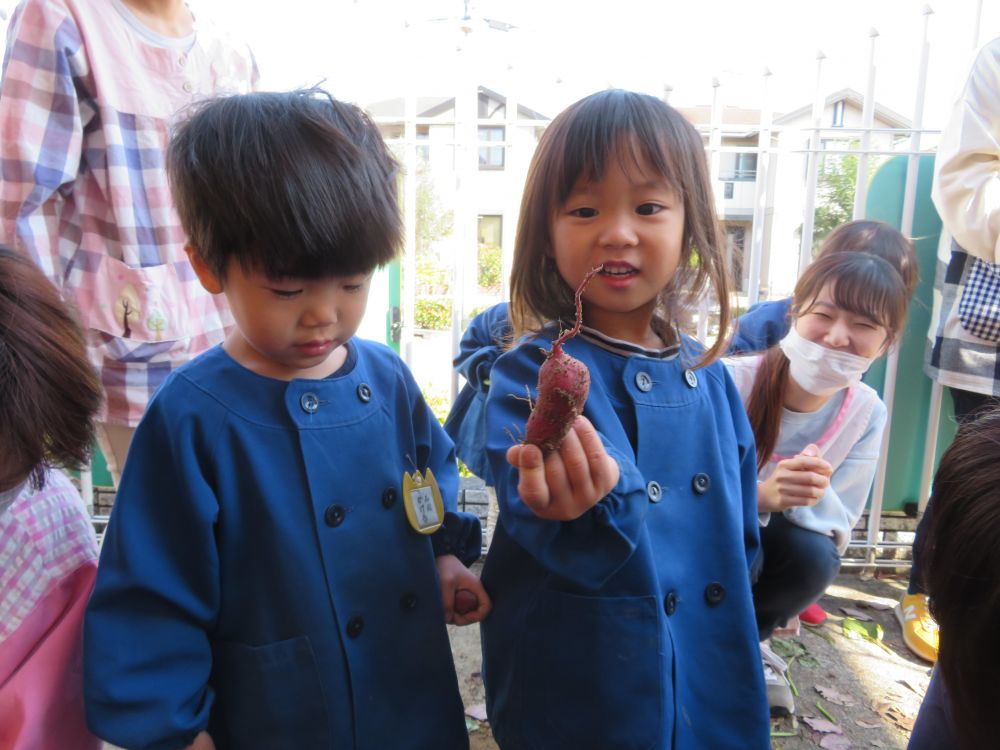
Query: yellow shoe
895 593 939 663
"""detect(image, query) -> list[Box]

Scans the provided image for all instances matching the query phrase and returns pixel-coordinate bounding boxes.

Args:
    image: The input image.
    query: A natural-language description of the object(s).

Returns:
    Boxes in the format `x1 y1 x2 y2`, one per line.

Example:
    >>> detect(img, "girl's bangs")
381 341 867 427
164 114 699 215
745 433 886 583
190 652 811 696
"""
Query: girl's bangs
554 95 680 205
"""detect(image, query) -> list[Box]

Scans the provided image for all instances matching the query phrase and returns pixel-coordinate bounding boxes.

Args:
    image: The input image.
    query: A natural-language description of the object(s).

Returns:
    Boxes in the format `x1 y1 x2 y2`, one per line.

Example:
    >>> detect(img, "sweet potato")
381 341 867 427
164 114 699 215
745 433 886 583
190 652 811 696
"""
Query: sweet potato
523 266 602 455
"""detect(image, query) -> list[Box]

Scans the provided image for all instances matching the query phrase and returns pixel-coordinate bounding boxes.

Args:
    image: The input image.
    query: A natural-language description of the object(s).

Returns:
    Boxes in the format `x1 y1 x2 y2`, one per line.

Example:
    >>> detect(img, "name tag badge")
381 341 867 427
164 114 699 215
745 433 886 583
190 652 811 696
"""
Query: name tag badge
402 468 444 534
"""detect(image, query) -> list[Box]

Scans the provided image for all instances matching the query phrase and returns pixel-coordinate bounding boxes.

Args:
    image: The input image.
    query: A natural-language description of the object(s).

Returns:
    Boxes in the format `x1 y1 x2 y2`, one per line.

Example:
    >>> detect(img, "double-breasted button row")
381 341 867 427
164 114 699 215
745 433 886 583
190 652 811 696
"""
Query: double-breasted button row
299 383 373 414
692 473 711 495
633 369 699 392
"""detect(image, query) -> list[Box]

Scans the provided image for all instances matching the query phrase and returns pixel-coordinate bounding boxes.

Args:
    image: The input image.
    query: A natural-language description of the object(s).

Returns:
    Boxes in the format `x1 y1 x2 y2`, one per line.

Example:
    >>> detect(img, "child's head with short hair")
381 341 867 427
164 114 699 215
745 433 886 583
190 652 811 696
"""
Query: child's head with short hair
168 89 402 380
510 88 731 361
0 246 102 490
168 88 401 281
817 219 918 299
924 406 1000 749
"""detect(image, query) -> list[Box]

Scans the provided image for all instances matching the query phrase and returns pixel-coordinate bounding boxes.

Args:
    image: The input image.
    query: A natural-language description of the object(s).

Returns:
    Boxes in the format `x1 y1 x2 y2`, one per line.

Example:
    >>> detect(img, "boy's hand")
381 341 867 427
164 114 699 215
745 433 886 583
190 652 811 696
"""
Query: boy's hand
436 554 492 626
184 732 215 750
757 443 832 513
507 416 619 521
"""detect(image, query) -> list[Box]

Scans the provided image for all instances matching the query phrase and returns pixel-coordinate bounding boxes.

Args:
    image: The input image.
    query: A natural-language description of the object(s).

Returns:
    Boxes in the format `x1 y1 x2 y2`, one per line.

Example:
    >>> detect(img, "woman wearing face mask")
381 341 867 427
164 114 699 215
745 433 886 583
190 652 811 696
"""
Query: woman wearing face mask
726 245 914 716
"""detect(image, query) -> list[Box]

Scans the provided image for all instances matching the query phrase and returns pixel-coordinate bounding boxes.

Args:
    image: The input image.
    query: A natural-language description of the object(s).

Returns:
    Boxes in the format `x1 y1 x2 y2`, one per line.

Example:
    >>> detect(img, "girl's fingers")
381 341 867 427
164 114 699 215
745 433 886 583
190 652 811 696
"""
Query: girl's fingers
509 443 552 513
554 424 594 499
573 416 620 495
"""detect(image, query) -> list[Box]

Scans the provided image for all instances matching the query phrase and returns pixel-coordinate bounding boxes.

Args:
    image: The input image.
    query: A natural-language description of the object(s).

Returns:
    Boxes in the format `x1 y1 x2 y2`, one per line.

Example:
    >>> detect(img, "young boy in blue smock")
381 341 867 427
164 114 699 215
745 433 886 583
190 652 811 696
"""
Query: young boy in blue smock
83 90 490 750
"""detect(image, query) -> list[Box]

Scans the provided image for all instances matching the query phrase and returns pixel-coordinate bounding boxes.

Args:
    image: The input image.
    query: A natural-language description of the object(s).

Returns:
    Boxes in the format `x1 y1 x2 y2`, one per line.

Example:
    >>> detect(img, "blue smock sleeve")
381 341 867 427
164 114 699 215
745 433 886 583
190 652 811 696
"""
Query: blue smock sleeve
729 298 793 355
453 302 511 392
484 339 649 590
83 386 223 750
395 357 483 565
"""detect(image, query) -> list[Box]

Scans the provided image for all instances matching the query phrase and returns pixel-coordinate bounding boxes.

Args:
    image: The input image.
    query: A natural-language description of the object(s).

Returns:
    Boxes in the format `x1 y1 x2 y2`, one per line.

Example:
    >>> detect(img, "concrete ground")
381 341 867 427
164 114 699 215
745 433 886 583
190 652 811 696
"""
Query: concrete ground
453 568 930 750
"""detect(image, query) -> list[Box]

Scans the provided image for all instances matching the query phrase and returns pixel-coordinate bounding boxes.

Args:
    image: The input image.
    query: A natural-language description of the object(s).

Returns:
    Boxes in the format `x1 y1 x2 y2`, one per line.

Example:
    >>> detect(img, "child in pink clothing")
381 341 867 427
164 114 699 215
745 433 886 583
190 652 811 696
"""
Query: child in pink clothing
0 246 104 750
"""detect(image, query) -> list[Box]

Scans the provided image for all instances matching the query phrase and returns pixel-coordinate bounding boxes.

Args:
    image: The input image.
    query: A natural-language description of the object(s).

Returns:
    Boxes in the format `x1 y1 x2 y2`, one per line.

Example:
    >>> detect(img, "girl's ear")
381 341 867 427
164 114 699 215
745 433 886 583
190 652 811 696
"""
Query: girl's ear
185 244 224 294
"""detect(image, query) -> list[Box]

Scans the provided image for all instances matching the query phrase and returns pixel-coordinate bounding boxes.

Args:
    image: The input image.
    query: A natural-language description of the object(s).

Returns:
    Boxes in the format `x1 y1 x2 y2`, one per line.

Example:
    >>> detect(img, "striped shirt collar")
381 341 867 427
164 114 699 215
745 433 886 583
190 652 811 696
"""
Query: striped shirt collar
576 324 681 360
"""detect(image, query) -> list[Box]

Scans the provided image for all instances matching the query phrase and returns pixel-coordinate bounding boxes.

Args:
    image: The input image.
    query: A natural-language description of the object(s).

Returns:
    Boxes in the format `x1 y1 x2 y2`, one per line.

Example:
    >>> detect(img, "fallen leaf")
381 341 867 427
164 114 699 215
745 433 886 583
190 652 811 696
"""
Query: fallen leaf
819 734 852 749
854 718 882 729
842 617 884 641
464 717 480 733
801 716 841 733
814 685 857 706
898 677 927 695
839 607 873 621
465 703 488 721
770 636 807 660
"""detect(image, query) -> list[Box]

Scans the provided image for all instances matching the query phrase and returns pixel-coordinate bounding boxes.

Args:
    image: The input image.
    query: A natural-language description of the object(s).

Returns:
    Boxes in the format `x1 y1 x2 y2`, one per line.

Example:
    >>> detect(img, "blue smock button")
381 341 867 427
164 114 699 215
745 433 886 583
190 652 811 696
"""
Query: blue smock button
704 582 725 606
346 616 364 638
300 392 320 413
646 480 662 503
635 371 653 392
400 592 418 611
663 591 678 616
684 369 698 388
382 487 397 508
692 473 711 495
357 383 372 402
324 504 345 527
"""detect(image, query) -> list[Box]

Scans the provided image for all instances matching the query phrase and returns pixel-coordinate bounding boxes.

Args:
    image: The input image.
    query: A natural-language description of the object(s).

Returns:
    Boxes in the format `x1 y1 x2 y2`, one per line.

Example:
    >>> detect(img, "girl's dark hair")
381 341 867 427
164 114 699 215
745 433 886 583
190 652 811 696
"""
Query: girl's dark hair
817 219 919 298
509 89 731 364
0 247 102 490
924 406 1000 749
168 88 402 280
746 251 909 470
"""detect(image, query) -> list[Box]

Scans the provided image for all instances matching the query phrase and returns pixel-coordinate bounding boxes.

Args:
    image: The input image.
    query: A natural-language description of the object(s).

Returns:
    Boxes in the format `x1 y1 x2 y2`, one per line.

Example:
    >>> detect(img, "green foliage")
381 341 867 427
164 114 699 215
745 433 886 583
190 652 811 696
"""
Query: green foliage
477 244 503 292
415 297 452 330
812 152 858 252
417 162 453 255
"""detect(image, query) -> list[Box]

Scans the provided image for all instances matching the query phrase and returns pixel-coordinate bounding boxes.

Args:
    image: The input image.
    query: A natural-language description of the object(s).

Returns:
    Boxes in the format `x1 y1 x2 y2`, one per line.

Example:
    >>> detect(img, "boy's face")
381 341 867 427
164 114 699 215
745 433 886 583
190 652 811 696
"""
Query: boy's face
191 252 372 380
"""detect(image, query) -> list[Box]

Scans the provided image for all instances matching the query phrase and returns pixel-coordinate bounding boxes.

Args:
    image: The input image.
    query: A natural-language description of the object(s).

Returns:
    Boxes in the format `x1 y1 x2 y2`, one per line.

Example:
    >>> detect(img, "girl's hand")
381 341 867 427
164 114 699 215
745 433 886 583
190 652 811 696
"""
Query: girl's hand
184 732 215 750
435 554 492 626
757 443 833 513
507 415 620 521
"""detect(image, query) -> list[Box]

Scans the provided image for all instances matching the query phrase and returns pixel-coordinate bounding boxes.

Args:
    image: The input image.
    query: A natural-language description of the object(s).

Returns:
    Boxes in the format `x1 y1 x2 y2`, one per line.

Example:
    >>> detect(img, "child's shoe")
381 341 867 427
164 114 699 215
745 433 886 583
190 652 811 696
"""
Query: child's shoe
760 642 795 717
894 593 939 663
799 602 828 625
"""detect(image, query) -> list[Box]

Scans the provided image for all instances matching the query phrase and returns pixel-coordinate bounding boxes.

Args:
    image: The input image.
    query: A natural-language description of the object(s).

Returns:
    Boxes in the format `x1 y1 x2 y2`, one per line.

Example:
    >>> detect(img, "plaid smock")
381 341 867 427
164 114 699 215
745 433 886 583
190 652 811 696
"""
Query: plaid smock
925 37 1000 396
0 0 258 425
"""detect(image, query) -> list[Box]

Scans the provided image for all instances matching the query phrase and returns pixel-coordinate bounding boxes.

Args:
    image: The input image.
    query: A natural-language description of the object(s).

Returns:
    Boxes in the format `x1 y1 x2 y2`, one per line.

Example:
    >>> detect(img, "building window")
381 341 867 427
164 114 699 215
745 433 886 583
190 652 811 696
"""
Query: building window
832 99 845 128
720 152 757 181
479 126 505 170
724 182 734 199
416 126 430 162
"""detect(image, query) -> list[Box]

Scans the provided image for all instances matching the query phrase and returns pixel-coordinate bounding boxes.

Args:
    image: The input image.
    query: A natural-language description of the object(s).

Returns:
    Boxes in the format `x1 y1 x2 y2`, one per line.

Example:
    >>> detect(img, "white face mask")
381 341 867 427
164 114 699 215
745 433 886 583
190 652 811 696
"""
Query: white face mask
779 327 877 396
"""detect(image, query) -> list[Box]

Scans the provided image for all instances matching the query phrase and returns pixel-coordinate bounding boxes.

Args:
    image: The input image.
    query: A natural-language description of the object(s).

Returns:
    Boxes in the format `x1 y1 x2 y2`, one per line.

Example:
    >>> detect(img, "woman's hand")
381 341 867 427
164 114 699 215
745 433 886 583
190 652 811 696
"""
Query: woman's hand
506 416 619 521
757 443 833 513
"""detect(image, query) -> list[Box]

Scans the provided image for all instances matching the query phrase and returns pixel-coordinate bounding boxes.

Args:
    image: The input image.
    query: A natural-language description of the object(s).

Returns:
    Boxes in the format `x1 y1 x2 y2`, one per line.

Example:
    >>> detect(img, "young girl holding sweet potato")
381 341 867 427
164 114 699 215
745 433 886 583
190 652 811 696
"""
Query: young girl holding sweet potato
479 89 769 750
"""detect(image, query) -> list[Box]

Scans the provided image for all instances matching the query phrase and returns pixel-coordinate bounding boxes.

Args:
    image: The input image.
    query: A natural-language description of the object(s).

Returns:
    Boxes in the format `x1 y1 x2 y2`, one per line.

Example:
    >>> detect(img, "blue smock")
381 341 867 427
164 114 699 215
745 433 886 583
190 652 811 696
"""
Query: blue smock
729 297 792 354
84 341 479 750
480 327 770 750
444 302 511 483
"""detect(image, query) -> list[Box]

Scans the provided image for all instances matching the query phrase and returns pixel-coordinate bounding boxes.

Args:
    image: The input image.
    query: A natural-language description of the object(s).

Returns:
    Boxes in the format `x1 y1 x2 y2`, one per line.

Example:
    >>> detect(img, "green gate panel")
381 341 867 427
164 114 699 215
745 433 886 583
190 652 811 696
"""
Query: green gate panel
862 154 954 512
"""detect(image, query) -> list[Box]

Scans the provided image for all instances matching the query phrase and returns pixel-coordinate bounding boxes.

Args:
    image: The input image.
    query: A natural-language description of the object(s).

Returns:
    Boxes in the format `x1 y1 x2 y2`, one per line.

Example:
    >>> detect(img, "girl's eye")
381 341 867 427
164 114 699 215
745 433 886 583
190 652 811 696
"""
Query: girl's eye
636 203 663 216
270 289 302 299
569 207 597 218
344 284 364 293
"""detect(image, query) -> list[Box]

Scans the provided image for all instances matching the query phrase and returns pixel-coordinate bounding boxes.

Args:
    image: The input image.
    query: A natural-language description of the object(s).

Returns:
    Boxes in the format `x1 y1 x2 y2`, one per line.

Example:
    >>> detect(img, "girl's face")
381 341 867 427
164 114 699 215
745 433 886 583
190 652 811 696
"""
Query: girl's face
795 282 889 358
550 153 684 345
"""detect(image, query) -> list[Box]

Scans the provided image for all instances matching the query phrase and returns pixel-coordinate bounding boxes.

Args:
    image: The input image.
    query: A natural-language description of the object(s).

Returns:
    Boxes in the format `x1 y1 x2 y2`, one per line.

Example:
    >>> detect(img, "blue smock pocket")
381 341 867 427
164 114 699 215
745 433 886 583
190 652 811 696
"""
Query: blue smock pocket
212 635 328 748
518 591 663 749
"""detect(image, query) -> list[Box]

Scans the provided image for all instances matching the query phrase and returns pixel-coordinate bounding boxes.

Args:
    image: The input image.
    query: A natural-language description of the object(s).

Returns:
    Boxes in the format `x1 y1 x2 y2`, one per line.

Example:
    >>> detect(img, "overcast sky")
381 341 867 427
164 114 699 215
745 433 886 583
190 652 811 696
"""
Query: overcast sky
203 0 997 130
